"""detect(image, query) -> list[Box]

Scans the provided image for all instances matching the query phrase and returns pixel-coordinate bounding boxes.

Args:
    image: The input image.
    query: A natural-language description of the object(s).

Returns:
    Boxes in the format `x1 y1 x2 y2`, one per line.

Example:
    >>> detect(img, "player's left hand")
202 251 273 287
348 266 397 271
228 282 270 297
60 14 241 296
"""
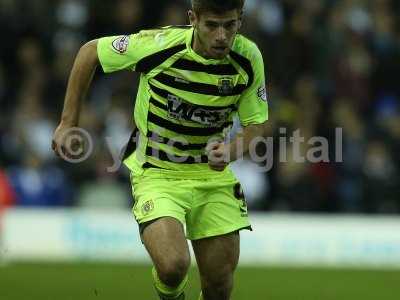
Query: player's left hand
206 141 229 172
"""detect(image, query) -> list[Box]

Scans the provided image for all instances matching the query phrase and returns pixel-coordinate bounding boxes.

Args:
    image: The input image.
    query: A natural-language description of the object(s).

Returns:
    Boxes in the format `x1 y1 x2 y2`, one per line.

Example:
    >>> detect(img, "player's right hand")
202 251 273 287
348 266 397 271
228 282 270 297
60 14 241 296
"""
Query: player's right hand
51 123 84 160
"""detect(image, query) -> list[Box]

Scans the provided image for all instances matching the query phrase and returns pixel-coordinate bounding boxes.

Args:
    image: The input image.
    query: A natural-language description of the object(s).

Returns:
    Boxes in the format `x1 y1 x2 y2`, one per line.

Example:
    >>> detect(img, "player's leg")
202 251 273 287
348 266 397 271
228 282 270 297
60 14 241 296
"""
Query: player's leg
142 217 191 299
191 232 240 300
130 175 193 299
185 173 251 300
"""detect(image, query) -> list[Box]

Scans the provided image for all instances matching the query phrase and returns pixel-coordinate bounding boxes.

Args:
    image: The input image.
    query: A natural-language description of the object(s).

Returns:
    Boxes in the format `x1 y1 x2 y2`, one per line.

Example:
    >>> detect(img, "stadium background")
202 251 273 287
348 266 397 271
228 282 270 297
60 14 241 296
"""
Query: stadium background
0 0 400 299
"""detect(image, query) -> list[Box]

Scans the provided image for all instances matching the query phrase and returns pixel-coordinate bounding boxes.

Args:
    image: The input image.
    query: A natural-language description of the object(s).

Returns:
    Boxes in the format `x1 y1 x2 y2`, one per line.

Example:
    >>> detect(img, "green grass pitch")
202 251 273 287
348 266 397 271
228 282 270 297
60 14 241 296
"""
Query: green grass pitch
1 263 399 300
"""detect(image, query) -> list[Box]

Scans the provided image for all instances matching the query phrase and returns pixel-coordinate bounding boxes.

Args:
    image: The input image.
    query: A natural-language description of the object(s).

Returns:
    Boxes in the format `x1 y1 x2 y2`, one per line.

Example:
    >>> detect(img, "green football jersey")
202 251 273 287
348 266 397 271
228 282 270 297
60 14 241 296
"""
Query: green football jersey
97 26 268 177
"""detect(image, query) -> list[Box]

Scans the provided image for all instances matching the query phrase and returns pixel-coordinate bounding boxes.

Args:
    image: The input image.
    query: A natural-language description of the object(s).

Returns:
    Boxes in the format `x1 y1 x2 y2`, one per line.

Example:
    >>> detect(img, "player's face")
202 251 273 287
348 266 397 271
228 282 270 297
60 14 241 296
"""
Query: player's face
189 9 241 59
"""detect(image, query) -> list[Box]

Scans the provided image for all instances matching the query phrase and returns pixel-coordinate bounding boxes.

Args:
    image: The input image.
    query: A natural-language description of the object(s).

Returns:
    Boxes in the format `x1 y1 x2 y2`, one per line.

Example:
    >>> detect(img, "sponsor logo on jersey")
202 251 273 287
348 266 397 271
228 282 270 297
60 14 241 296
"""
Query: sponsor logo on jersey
167 94 232 127
218 77 234 95
257 85 267 102
111 35 130 54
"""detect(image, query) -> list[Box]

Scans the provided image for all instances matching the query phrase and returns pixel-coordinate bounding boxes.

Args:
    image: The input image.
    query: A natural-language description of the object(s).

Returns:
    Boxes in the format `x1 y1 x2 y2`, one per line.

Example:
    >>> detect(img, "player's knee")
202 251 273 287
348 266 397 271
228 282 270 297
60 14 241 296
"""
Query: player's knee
157 256 190 287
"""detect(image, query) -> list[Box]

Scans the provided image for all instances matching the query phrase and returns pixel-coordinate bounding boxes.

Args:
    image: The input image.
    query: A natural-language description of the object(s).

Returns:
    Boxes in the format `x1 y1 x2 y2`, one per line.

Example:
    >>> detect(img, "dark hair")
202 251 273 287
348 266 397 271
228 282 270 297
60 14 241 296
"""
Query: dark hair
192 0 245 15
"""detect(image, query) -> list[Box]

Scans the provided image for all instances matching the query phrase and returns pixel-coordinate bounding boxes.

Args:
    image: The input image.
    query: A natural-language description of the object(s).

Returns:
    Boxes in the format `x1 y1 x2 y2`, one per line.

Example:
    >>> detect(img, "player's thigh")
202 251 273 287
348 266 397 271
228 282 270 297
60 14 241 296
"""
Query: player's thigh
142 217 190 274
191 231 240 281
186 179 251 240
131 175 190 227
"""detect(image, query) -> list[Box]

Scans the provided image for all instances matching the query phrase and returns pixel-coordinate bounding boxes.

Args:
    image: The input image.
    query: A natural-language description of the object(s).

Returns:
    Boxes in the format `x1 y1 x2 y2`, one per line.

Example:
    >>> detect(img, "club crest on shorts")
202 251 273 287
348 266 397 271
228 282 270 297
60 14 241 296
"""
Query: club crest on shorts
142 200 154 215
218 77 234 95
112 35 130 54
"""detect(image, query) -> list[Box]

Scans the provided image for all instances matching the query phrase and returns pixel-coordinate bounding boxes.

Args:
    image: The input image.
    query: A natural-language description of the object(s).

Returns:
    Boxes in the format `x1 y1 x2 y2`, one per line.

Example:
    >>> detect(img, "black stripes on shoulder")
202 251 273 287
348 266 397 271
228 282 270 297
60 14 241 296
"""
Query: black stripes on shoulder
229 50 254 88
135 44 186 74
171 59 238 75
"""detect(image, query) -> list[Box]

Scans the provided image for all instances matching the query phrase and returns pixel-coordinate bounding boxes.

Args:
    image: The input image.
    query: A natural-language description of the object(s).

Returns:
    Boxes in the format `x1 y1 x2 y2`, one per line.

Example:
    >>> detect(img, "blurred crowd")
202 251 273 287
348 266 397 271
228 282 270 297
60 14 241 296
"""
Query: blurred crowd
0 0 399 213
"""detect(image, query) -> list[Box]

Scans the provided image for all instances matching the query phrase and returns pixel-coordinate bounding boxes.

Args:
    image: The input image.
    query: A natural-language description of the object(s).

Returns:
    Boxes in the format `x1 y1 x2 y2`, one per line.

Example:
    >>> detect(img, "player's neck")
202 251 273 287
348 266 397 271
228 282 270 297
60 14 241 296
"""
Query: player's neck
191 30 209 59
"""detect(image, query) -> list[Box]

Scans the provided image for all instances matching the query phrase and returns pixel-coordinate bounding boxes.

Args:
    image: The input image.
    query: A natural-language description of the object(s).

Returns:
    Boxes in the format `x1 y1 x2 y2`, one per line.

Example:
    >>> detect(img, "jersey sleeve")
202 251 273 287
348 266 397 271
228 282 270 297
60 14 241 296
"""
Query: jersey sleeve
236 45 268 127
97 31 162 73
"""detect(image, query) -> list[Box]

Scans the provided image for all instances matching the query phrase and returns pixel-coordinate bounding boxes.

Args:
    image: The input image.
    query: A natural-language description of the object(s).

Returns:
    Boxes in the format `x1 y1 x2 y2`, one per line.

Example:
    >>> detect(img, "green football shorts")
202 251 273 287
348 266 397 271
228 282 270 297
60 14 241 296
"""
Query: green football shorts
130 170 252 240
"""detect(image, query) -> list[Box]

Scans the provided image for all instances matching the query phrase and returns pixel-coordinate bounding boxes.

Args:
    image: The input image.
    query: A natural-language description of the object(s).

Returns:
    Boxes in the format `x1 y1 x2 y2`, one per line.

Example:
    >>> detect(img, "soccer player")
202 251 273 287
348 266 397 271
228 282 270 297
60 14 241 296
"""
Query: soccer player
52 0 268 299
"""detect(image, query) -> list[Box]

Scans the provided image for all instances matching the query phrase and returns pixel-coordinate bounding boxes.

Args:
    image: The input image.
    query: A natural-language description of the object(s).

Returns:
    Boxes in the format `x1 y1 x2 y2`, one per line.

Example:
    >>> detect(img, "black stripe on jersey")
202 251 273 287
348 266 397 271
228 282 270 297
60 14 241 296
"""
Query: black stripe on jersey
142 162 164 169
149 83 236 111
122 127 139 160
149 83 171 99
146 146 208 164
135 44 186 74
229 50 254 88
149 97 168 110
148 111 232 136
171 59 238 75
159 25 192 29
154 73 246 96
147 130 207 151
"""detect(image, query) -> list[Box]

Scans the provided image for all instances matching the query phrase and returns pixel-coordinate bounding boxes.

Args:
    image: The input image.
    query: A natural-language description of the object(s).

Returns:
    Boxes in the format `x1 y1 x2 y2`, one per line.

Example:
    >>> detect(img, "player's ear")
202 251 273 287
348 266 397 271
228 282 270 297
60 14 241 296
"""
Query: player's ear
238 10 243 30
188 10 198 27
188 10 196 26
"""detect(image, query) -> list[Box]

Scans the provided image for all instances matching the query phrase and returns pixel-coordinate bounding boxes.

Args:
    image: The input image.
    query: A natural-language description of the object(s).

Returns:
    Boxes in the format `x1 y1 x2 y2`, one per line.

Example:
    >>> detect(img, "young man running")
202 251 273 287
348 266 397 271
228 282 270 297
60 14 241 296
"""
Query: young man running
52 1 268 299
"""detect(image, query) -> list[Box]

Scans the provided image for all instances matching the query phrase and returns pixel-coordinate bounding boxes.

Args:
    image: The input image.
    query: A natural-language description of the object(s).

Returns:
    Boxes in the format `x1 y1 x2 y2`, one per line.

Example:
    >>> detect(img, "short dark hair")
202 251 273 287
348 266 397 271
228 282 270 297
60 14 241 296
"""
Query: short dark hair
192 0 245 15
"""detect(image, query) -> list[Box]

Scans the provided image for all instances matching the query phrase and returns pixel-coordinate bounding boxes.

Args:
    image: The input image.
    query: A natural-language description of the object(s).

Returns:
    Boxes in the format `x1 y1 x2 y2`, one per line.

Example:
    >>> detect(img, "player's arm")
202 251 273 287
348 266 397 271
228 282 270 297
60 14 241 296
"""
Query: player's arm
229 122 267 161
207 122 267 171
52 32 165 157
52 40 99 157
208 43 268 171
